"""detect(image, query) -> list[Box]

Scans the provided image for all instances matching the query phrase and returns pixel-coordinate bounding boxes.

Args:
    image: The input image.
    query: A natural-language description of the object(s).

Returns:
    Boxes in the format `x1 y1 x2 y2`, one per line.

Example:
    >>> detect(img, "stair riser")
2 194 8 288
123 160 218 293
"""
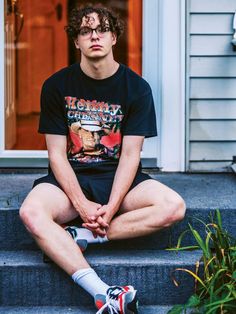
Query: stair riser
0 208 235 250
0 263 198 306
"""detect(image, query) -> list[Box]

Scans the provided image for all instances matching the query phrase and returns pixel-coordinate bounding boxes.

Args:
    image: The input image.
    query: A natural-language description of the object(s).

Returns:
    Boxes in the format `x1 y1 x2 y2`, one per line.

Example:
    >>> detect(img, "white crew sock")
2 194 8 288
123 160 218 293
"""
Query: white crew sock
72 268 109 297
66 226 109 244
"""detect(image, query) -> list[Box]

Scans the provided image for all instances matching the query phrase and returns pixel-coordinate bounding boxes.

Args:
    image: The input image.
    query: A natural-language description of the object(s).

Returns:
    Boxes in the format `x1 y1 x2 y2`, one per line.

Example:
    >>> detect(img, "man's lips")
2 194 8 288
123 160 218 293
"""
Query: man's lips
90 45 102 49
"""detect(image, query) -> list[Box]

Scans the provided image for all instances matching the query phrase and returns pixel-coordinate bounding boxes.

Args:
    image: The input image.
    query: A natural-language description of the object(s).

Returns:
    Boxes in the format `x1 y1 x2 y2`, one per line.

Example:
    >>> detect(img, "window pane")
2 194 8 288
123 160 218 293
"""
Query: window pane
4 0 142 150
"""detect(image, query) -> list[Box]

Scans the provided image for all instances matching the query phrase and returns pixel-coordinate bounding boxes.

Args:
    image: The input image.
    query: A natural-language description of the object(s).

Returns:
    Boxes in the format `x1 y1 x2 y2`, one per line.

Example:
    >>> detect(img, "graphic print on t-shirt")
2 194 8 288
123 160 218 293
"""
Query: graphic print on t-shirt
65 97 124 163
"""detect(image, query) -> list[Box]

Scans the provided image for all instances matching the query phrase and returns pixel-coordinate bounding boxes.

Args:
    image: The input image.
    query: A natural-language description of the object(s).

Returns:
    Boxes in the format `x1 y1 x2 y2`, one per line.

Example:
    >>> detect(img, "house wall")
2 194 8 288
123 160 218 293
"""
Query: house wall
186 0 236 171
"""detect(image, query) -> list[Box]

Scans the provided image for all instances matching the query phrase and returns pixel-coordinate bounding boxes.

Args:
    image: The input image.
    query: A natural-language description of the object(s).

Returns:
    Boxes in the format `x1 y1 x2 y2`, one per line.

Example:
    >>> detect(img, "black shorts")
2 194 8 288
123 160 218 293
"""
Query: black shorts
32 163 152 205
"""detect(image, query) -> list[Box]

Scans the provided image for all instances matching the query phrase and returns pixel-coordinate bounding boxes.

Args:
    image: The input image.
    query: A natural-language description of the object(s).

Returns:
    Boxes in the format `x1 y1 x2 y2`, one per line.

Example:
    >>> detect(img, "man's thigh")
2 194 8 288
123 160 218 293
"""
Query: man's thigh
21 183 79 224
119 179 183 214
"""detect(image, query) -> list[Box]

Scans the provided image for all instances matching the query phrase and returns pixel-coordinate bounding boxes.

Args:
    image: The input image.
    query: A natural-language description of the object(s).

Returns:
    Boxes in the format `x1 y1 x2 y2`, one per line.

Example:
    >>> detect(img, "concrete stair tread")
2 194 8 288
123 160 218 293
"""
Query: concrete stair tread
0 306 172 314
0 173 236 210
0 250 201 306
0 249 203 266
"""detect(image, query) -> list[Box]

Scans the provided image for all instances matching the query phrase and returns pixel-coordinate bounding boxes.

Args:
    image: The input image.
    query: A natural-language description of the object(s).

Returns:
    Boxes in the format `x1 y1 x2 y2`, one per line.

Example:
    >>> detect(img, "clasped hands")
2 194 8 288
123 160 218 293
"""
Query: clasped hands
77 199 115 237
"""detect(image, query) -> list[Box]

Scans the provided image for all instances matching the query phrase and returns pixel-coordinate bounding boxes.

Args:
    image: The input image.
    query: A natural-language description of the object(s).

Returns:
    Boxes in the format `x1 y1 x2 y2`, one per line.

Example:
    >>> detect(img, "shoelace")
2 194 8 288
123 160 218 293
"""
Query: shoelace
96 301 119 314
96 287 127 314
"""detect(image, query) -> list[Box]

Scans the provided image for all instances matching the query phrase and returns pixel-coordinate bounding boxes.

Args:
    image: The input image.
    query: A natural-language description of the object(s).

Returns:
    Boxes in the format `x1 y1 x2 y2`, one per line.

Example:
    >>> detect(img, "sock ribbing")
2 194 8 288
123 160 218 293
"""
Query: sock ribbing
72 268 109 297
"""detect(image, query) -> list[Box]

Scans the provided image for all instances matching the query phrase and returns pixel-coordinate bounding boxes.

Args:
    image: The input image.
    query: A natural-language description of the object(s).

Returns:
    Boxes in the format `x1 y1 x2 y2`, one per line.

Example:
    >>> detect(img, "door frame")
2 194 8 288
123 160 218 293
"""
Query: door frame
157 0 186 171
0 0 186 170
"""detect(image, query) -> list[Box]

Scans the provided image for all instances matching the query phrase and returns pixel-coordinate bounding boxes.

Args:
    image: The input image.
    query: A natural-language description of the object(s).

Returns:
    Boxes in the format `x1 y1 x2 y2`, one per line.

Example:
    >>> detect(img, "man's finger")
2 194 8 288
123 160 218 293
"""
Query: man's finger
95 228 107 237
82 223 99 230
82 223 106 237
96 207 107 217
96 216 109 228
82 223 97 233
84 222 100 228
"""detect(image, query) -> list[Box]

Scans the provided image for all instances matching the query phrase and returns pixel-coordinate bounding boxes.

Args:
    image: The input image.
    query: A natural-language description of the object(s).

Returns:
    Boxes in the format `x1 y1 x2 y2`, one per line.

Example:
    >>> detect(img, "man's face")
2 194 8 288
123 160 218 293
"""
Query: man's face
74 12 117 60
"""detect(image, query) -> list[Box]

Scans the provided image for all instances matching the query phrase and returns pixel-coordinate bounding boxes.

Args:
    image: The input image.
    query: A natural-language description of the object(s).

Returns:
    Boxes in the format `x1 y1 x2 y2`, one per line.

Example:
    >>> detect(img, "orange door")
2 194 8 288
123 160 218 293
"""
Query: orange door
4 0 68 150
16 0 68 115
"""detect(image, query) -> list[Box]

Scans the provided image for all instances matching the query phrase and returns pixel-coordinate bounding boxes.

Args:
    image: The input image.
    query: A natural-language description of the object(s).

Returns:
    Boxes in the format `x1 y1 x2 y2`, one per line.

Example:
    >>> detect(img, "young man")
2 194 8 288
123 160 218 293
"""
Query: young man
19 5 186 314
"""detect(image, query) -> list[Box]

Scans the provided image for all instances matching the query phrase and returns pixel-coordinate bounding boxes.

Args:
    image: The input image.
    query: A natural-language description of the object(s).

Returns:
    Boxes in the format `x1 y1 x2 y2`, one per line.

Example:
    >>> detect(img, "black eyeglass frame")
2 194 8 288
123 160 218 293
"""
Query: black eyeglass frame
78 25 111 38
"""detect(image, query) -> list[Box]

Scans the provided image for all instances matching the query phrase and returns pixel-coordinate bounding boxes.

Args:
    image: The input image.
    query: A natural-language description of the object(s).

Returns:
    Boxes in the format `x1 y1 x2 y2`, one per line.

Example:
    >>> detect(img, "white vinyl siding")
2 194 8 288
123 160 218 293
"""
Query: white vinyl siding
187 0 236 172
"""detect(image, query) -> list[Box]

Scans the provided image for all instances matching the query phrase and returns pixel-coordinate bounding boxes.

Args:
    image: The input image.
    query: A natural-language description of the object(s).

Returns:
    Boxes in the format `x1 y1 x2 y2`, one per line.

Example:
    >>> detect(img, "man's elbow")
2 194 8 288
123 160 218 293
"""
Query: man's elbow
48 151 67 165
121 149 141 163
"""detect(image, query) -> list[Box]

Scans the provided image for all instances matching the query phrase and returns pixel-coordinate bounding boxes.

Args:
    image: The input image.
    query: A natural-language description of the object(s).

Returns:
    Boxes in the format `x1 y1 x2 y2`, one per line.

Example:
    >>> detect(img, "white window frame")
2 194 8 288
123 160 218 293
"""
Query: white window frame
0 0 48 167
141 0 160 167
157 0 186 171
0 0 186 170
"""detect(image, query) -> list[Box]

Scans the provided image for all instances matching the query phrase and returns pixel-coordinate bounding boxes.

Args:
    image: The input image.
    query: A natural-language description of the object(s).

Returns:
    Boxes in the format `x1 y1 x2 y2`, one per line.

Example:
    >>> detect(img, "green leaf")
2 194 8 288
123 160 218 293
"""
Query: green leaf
185 295 201 307
167 304 184 314
189 224 209 258
216 209 222 229
188 216 207 228
172 268 207 289
176 229 192 248
166 246 199 251
205 232 213 256
205 297 235 308
208 268 227 287
232 271 236 279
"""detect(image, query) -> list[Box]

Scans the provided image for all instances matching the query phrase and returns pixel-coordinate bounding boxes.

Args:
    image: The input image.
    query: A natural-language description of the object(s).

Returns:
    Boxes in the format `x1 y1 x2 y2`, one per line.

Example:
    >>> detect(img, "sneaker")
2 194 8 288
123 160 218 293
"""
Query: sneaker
64 226 88 252
95 285 138 314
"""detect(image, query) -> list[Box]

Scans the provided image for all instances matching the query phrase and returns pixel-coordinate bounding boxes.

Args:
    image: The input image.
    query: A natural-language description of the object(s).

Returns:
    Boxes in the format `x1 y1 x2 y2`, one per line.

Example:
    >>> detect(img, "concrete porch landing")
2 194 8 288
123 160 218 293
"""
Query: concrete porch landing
0 172 235 210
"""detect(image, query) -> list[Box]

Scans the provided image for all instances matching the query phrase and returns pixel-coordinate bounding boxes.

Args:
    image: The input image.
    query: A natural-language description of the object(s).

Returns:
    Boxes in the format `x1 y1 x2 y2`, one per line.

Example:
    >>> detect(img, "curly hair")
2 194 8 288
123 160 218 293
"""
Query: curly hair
64 4 124 40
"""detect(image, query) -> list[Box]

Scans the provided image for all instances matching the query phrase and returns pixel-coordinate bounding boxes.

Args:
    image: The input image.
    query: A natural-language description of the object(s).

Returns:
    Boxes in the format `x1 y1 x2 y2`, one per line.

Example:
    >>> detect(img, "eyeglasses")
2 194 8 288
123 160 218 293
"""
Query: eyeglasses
78 25 110 39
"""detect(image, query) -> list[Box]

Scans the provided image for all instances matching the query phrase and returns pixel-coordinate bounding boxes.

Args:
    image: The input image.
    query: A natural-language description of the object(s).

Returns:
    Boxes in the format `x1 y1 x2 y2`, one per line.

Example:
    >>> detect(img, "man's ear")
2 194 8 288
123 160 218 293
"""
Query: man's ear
112 33 117 46
74 38 80 49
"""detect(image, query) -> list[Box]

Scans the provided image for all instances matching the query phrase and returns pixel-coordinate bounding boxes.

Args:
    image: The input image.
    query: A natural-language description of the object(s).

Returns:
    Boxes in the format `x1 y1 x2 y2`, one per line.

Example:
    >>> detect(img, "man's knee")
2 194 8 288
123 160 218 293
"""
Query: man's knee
151 195 186 228
19 200 51 236
163 195 186 227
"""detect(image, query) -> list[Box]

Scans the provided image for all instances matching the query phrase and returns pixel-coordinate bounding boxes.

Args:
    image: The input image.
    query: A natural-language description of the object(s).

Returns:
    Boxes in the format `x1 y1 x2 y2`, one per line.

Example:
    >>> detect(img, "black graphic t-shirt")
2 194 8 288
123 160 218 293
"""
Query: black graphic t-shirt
39 63 157 169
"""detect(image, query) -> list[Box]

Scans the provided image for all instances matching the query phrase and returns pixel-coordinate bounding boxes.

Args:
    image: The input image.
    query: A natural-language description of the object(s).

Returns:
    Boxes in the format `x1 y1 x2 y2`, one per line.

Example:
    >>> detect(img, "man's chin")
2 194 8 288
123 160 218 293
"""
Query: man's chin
87 54 107 61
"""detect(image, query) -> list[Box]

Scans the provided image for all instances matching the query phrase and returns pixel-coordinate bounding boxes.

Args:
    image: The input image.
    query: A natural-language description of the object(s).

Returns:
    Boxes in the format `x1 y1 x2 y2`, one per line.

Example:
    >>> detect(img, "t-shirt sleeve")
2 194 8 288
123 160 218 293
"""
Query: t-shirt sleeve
38 81 68 135
122 92 157 138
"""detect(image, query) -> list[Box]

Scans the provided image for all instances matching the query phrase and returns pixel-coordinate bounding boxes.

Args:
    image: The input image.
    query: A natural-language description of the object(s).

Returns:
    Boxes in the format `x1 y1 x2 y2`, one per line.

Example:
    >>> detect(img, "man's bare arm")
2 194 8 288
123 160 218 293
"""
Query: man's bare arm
106 135 144 217
83 135 144 230
45 134 108 228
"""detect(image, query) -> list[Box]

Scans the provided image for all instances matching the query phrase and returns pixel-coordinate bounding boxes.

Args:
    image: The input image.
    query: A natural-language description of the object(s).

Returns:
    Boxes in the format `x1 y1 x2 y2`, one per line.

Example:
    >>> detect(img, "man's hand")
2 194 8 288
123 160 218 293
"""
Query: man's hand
82 204 116 236
75 199 109 229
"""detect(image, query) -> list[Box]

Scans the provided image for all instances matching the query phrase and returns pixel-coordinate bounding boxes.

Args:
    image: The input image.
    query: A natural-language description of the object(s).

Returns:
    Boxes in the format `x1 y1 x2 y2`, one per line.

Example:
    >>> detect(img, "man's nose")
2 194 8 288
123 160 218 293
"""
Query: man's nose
91 29 99 39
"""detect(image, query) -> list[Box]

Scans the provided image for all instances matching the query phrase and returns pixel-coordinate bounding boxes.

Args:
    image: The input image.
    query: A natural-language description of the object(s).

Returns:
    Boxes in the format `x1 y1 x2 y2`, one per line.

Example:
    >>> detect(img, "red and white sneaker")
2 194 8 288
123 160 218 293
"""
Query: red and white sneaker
95 285 138 314
63 226 88 252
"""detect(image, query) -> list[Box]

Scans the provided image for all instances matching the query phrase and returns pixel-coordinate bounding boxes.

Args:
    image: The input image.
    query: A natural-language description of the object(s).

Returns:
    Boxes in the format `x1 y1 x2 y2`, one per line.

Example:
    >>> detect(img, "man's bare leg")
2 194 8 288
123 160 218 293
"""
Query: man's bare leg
107 179 186 240
19 182 139 312
19 183 90 275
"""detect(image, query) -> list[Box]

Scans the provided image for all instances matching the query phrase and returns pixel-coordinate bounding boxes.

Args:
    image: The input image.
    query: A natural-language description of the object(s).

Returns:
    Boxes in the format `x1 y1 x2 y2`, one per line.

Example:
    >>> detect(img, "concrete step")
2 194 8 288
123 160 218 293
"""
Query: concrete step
0 305 172 314
1 173 235 210
0 173 235 251
1 206 235 251
0 250 202 306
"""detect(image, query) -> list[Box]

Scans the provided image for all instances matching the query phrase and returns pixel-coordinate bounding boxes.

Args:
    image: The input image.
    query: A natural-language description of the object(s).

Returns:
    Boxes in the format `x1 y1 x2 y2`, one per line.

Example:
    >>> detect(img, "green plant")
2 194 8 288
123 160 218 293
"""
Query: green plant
167 209 236 314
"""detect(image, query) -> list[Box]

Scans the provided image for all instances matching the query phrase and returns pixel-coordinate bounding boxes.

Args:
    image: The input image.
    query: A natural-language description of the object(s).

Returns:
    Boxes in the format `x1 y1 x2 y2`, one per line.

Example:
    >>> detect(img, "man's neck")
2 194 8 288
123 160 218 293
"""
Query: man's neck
80 57 119 80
